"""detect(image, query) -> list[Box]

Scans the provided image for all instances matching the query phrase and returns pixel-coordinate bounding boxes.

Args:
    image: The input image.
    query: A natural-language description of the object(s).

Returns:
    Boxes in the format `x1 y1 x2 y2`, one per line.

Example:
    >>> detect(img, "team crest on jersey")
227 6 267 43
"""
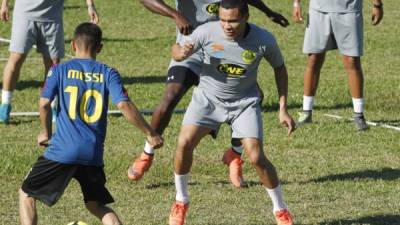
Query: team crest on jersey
206 3 219 15
217 64 246 77
47 70 53 77
241 49 256 64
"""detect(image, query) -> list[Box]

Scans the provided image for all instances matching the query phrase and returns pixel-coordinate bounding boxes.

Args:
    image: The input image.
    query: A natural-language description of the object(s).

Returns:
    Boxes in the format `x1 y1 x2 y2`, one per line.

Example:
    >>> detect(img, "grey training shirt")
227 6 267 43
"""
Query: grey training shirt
310 0 363 13
13 0 64 22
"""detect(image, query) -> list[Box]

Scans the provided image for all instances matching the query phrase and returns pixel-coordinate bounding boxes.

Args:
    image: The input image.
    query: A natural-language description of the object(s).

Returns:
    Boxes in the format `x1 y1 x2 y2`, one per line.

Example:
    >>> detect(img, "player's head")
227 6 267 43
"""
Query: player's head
219 0 249 40
72 22 103 56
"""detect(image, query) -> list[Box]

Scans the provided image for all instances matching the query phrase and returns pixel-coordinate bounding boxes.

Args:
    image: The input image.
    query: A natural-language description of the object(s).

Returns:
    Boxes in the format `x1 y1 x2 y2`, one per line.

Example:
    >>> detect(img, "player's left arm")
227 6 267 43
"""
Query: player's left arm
371 0 383 25
86 0 99 24
273 64 296 135
172 42 194 61
38 98 52 147
246 0 289 27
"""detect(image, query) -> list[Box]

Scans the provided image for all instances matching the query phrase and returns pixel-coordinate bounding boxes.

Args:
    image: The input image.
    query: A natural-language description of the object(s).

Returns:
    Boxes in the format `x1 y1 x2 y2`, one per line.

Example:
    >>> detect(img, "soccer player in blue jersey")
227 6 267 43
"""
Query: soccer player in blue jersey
18 23 163 225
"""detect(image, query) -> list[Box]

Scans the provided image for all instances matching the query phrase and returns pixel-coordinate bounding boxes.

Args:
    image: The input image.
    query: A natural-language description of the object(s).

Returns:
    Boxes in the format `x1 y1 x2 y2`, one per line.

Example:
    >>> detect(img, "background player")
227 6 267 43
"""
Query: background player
0 0 99 124
129 0 290 188
19 23 163 225
293 0 384 130
168 0 295 224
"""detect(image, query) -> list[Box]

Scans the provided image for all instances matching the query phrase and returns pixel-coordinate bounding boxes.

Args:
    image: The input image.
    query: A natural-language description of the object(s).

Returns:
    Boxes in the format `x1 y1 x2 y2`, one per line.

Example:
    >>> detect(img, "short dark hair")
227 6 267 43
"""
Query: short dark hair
73 22 102 53
219 0 249 17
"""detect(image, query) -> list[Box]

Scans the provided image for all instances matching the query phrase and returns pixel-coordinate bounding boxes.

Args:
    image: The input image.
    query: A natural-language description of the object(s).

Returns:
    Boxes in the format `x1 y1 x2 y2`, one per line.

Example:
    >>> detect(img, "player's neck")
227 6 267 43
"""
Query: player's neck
74 50 97 60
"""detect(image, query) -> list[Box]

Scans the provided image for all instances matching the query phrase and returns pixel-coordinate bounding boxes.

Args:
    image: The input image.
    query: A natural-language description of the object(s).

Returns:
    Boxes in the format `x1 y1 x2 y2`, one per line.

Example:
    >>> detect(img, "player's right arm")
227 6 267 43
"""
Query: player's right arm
172 42 194 61
292 0 303 23
117 101 163 149
0 0 9 22
140 0 192 34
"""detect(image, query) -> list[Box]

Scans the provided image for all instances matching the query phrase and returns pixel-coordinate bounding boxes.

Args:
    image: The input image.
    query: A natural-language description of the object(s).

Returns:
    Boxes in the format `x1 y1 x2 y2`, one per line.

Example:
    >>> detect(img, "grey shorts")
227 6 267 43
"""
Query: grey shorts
183 88 264 141
168 50 204 76
9 17 64 59
303 9 363 57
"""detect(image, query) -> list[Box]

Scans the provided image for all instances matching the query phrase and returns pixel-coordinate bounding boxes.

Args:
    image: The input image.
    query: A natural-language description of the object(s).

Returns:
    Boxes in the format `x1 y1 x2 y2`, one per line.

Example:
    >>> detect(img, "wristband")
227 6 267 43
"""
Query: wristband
293 2 301 8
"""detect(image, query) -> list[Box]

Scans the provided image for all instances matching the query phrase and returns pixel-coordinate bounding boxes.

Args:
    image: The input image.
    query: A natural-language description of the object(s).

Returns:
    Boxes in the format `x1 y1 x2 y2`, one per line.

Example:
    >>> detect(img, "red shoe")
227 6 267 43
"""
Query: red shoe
222 148 245 188
169 201 189 225
274 209 294 225
127 152 153 181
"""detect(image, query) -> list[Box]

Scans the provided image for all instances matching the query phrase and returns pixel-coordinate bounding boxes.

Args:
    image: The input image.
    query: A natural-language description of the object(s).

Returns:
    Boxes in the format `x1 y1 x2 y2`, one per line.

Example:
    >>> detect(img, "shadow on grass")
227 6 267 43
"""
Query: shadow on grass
145 181 199 189
213 180 289 188
121 75 166 84
370 119 400 126
261 102 353 112
302 168 400 184
64 5 84 10
320 214 400 225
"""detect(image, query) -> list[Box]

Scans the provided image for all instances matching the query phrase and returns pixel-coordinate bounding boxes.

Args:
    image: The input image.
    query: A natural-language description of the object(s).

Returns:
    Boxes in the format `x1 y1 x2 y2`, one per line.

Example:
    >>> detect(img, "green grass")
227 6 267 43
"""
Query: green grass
1 0 399 224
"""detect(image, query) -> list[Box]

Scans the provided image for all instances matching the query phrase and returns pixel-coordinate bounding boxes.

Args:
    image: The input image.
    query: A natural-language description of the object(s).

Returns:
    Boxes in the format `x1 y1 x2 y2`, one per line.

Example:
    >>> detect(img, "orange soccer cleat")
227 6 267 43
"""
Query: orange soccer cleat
222 148 245 188
169 201 189 225
274 209 294 225
127 152 154 181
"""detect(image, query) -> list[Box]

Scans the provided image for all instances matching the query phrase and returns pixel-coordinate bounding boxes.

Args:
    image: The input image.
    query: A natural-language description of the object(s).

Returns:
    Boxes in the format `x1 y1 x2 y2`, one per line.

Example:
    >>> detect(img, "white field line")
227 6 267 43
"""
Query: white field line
0 36 73 58
324 114 400 132
10 108 186 117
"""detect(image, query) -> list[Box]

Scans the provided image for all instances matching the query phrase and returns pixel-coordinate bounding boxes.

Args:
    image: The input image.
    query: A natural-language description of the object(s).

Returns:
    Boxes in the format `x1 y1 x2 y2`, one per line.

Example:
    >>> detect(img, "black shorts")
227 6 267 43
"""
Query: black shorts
21 156 114 206
166 66 199 88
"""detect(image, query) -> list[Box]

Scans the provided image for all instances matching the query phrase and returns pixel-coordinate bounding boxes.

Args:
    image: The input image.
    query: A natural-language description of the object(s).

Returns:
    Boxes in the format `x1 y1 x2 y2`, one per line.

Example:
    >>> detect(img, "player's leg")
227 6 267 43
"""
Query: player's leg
128 66 198 181
19 189 37 225
19 156 76 225
332 11 368 130
0 18 35 123
85 201 122 225
169 124 212 225
241 138 293 225
74 166 121 225
38 21 64 123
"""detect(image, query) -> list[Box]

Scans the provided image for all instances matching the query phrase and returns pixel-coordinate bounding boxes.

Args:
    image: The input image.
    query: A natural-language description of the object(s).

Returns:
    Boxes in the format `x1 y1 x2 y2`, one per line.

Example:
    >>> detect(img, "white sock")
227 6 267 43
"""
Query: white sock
303 96 314 111
265 185 287 212
144 141 155 155
1 90 13 104
175 173 189 204
232 145 243 155
352 98 364 114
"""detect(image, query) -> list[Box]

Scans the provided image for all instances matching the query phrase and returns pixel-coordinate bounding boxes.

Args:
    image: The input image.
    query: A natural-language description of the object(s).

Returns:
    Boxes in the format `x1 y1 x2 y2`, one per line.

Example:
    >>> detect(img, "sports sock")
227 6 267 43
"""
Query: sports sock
232 145 243 155
303 96 314 111
265 185 287 212
175 173 189 204
352 98 364 114
144 141 155 155
1 90 13 104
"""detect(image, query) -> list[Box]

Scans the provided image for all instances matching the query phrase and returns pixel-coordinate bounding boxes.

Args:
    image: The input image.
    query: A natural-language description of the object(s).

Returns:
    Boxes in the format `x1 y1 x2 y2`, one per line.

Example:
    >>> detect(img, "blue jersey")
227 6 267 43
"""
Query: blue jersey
41 58 129 166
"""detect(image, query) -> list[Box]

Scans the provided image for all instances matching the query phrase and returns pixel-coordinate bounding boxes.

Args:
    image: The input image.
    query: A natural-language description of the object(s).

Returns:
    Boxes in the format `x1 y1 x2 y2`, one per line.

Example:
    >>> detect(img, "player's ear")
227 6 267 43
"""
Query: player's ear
96 43 103 54
71 40 77 53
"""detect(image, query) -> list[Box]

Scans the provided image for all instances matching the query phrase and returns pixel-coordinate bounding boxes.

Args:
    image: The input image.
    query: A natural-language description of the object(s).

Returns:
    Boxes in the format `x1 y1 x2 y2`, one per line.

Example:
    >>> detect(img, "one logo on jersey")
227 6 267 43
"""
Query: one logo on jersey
206 3 220 15
217 64 246 77
241 49 256 64
47 70 53 77
210 43 225 58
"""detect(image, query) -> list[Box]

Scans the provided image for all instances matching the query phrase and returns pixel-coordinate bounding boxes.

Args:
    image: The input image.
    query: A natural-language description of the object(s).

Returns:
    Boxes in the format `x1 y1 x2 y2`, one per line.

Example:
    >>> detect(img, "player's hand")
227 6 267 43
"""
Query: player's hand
292 5 303 24
173 13 192 35
266 10 289 27
0 3 9 22
37 130 50 147
279 110 296 135
88 5 99 24
371 6 383 25
146 133 164 149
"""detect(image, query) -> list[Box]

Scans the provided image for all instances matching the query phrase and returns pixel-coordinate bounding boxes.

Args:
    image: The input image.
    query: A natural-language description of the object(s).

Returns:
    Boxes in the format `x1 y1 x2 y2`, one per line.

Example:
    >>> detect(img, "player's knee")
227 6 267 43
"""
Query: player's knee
177 134 194 151
307 54 324 68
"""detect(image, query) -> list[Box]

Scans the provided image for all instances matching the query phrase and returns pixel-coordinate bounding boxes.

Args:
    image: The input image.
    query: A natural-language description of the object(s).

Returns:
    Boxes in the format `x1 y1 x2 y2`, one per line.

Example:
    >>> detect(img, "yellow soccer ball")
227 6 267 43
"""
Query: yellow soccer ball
67 222 88 225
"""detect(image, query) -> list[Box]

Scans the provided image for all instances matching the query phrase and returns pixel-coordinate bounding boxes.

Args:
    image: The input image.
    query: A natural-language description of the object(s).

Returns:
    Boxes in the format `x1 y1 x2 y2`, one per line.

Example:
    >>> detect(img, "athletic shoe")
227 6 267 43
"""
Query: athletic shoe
353 113 369 131
0 104 12 124
127 152 154 181
169 201 189 225
296 111 312 126
51 105 57 123
274 209 294 225
222 148 245 188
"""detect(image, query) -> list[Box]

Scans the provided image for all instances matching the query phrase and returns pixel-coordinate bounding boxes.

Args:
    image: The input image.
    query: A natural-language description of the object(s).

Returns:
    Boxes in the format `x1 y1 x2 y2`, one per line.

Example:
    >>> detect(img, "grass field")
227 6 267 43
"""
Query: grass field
0 0 399 224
